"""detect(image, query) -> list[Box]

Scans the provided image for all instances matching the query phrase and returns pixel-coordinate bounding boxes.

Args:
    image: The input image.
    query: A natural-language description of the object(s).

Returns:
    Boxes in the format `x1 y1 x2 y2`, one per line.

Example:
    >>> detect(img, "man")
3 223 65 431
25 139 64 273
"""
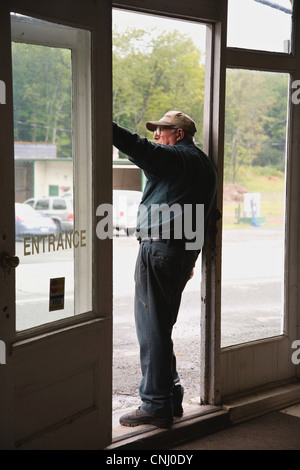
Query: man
113 110 217 428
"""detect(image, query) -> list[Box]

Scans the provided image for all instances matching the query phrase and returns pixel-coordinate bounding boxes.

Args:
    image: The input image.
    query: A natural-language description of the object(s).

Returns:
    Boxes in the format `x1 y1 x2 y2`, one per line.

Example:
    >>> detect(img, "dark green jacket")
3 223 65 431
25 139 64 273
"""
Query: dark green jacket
113 122 217 244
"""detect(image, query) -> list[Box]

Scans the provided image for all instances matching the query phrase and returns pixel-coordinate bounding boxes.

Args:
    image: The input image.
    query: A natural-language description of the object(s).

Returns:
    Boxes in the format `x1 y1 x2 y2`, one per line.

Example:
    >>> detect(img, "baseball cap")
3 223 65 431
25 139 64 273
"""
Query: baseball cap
146 110 197 136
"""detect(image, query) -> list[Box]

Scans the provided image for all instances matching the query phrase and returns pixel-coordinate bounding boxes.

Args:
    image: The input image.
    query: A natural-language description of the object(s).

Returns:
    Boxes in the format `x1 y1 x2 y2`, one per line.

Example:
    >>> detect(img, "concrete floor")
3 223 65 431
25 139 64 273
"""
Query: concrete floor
108 402 300 451
170 404 300 450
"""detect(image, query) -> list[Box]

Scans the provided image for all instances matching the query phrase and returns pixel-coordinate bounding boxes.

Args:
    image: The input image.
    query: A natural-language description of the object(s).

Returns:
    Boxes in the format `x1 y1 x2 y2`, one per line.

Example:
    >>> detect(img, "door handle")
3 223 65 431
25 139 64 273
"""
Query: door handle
0 252 20 270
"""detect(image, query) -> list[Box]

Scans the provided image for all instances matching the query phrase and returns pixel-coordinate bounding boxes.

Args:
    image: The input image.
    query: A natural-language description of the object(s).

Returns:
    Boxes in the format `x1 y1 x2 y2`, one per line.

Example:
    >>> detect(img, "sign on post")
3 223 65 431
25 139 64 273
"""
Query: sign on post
0 80 6 104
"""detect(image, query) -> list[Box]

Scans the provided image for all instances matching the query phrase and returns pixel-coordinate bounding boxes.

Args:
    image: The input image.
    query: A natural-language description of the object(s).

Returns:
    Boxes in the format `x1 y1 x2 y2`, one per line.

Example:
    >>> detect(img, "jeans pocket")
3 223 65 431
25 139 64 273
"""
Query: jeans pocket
149 244 185 300
135 245 148 309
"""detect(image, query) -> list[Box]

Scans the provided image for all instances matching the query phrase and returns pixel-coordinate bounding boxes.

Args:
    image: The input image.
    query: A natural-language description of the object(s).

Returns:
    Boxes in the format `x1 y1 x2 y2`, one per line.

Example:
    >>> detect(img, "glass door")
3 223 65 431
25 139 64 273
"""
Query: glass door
0 6 112 449
219 1 298 399
11 14 92 331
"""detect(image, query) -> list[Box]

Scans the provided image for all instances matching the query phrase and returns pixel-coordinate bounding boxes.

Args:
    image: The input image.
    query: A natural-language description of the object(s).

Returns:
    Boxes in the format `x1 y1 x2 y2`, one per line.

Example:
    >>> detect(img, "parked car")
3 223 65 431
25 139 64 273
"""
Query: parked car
113 190 142 236
24 196 73 233
15 203 57 239
58 189 142 235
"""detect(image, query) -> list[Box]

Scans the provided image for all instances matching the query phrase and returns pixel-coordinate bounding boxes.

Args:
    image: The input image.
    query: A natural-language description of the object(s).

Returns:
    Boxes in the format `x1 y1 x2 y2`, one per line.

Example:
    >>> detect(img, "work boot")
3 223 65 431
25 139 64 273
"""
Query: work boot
119 407 173 429
172 384 184 417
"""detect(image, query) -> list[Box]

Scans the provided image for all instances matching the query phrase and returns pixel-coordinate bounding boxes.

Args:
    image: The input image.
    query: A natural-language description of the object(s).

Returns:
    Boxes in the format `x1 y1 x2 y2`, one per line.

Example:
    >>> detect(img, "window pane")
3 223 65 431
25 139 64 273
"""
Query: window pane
53 199 67 210
13 39 74 331
12 14 92 331
221 69 288 347
227 0 293 53
36 200 49 210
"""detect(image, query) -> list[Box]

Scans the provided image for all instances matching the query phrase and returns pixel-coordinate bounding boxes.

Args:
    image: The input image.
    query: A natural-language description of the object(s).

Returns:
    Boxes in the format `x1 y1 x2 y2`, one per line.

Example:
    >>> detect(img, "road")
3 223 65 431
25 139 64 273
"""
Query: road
14 226 284 412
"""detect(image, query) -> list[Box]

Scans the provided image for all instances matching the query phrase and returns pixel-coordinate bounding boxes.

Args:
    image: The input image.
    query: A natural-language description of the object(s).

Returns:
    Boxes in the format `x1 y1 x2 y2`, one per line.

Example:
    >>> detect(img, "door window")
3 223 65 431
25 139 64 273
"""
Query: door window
11 13 92 331
221 69 289 347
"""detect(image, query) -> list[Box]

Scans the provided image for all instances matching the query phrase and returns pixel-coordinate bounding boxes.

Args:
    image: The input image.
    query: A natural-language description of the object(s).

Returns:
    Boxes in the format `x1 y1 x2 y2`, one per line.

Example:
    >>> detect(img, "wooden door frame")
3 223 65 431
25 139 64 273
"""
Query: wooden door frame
0 0 113 449
112 0 300 405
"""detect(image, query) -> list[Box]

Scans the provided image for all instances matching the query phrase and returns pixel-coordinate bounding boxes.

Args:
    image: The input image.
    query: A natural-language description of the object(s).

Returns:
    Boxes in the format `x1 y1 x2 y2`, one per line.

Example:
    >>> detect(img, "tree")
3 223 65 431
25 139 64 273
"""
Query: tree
113 27 205 145
12 43 72 158
253 73 288 171
224 70 286 183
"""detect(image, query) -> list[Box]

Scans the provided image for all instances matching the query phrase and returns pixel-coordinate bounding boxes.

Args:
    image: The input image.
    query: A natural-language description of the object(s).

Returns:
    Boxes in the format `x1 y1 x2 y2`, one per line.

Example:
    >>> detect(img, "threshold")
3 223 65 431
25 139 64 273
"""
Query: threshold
107 403 229 450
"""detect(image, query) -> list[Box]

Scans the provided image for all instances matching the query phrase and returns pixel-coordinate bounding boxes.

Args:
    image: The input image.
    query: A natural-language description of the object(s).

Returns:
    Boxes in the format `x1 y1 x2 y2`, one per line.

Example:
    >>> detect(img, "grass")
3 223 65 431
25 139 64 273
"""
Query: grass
223 165 285 228
237 165 285 193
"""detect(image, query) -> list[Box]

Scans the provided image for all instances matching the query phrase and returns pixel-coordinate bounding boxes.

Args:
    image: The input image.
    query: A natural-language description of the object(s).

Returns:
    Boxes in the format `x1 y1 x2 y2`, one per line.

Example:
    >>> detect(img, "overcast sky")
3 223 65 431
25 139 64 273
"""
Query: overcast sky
113 0 292 54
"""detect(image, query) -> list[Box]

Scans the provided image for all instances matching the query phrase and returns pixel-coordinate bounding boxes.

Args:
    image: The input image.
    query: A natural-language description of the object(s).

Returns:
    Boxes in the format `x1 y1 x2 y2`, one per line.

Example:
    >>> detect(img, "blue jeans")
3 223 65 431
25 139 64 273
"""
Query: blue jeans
134 240 199 418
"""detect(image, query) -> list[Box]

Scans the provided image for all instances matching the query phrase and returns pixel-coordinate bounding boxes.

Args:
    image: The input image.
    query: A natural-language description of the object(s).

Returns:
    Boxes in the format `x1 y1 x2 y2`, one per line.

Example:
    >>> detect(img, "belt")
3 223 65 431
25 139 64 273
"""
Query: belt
139 237 166 243
139 237 185 245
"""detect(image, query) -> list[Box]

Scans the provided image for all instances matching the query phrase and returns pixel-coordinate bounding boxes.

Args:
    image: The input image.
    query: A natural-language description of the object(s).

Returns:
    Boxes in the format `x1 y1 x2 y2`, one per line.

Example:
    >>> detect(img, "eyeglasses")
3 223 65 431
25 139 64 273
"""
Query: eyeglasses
153 126 178 137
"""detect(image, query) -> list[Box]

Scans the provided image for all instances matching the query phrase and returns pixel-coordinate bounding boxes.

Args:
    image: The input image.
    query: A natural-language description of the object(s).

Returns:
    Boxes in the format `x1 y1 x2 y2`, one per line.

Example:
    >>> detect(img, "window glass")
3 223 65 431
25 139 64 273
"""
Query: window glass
36 199 49 210
12 14 92 331
227 0 293 53
53 199 67 210
221 69 288 347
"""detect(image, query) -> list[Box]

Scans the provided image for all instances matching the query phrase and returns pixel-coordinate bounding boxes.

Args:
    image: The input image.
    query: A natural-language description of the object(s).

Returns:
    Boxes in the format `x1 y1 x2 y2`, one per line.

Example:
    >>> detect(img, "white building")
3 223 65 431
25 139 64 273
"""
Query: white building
14 142 73 202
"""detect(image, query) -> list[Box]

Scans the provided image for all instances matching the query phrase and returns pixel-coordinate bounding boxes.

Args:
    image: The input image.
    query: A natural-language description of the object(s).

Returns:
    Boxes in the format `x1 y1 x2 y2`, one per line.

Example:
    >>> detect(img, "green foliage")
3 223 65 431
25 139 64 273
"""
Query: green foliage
113 27 205 143
224 70 288 183
12 43 72 158
12 29 288 177
236 164 284 193
253 73 288 171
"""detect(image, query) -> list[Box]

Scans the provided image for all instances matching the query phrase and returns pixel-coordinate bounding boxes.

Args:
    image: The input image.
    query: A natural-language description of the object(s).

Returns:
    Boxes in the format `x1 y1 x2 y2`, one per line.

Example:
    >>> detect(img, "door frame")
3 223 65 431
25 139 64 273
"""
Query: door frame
0 0 112 449
1 0 300 450
113 0 300 408
220 1 300 399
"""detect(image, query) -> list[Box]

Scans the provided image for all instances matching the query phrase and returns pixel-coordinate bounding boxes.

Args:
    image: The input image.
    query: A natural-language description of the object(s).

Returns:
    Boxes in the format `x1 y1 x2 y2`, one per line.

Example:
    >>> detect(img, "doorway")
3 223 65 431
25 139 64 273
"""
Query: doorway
112 8 209 428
